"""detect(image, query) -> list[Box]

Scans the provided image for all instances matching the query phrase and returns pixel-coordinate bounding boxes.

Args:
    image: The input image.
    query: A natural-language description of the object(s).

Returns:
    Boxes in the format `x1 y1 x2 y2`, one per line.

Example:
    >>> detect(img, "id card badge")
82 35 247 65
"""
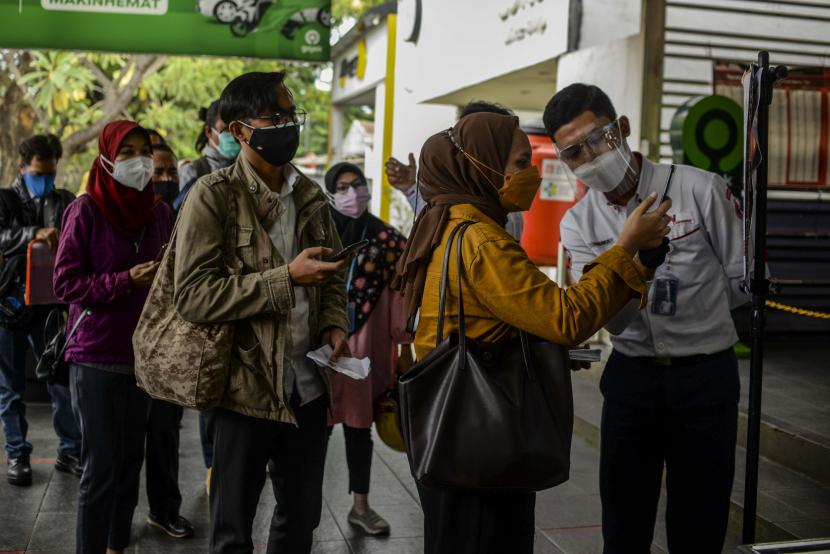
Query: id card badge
651 273 679 316
347 302 357 334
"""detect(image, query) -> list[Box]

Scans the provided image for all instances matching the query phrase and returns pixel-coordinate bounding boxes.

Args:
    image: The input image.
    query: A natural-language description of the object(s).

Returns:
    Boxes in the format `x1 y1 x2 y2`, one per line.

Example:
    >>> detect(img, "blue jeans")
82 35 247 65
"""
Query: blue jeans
0 307 81 459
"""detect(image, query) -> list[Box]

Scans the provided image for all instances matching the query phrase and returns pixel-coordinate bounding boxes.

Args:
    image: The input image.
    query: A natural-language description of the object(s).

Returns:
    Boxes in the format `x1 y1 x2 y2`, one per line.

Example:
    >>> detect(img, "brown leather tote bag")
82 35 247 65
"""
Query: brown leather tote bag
398 221 574 492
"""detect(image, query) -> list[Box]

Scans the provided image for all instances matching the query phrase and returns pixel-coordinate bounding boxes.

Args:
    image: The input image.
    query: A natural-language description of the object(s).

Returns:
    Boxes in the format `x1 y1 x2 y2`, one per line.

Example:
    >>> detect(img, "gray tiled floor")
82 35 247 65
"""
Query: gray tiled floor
0 402 745 554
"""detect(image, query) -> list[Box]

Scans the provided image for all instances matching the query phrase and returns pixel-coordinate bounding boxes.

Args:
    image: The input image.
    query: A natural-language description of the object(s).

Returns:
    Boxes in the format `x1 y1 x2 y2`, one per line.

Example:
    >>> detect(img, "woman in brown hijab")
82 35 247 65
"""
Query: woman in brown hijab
393 112 671 553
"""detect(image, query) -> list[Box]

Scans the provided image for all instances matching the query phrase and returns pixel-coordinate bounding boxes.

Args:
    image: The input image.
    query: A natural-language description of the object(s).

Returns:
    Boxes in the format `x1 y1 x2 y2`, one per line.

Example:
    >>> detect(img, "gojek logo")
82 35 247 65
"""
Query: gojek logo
41 0 168 15
301 29 323 55
305 30 321 46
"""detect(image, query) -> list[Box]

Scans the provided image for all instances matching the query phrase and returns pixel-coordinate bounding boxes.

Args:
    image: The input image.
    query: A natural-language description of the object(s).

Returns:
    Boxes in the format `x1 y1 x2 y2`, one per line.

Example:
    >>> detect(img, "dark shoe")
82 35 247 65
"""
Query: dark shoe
7 455 32 486
55 452 82 477
147 513 195 539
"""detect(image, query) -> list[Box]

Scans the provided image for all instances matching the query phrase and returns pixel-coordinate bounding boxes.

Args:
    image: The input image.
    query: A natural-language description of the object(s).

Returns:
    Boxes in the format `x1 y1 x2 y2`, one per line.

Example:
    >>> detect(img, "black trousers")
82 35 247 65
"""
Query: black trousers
328 424 372 494
145 398 183 522
70 364 150 553
417 483 536 554
209 396 328 554
599 349 739 554
199 409 214 468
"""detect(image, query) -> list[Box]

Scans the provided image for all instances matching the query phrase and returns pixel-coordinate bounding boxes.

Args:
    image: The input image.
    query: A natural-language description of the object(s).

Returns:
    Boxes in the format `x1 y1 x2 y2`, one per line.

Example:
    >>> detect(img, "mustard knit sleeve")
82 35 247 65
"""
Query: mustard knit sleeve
468 240 647 347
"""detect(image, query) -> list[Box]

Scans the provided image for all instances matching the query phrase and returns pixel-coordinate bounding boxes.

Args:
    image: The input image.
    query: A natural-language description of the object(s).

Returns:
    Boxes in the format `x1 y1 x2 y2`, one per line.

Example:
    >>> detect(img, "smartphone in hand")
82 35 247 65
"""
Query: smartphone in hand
324 239 370 262
155 243 168 262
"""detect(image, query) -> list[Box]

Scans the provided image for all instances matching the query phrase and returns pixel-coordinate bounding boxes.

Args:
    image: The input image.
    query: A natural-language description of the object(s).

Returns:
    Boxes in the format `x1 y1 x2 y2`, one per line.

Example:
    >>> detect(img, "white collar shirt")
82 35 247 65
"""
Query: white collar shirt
265 164 325 405
560 158 749 357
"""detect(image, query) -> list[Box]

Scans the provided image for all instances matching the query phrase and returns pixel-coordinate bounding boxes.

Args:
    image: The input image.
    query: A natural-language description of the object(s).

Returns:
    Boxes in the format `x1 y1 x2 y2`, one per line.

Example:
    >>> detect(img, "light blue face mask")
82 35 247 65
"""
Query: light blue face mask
216 130 241 160
23 172 56 198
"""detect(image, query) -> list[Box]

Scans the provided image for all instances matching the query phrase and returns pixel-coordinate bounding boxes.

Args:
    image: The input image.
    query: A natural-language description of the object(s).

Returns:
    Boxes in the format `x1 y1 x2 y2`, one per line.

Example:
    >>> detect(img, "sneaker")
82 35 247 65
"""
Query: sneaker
205 466 212 496
7 455 32 486
147 513 195 539
347 507 391 536
55 452 82 477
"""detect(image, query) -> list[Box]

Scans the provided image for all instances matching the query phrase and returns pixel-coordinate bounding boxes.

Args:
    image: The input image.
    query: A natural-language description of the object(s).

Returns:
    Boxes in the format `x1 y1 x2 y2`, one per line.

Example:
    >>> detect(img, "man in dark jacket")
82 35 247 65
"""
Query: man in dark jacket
0 134 82 485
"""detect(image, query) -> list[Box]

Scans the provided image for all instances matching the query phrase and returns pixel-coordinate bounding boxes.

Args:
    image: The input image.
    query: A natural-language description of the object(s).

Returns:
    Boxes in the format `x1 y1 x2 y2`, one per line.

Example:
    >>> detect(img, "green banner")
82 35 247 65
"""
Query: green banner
0 0 331 61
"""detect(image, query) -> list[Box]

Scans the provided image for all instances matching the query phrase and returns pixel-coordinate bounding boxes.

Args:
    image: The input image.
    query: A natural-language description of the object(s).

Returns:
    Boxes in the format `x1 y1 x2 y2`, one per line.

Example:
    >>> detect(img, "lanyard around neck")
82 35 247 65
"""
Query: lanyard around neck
346 222 369 294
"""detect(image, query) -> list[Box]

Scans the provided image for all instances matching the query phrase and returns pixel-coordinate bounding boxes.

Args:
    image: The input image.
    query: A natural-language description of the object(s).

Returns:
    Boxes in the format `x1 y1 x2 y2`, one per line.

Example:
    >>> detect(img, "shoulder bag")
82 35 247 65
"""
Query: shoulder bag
398 221 574 492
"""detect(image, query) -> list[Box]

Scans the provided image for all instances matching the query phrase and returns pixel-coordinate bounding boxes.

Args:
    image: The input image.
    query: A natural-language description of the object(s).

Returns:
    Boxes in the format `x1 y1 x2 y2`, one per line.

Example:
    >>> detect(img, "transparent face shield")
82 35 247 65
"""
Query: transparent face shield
553 118 639 198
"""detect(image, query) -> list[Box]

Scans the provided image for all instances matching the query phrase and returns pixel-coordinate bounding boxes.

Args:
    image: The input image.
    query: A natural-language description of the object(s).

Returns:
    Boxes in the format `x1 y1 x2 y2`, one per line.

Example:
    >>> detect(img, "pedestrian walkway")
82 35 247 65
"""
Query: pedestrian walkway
2 401 749 553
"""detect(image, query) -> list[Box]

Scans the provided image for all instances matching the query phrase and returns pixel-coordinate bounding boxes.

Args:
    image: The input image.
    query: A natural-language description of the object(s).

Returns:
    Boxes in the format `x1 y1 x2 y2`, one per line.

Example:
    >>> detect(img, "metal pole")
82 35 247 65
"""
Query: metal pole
742 50 772 545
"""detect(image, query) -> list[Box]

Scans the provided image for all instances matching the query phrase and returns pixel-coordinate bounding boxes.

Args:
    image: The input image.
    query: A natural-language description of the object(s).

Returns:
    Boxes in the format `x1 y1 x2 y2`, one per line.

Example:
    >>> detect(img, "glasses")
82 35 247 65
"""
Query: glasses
554 119 623 165
335 178 366 192
247 110 307 128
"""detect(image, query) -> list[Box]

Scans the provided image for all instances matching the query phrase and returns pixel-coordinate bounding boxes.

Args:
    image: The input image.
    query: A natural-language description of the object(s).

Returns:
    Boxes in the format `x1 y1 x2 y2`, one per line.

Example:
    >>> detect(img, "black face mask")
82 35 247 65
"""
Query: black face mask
246 124 300 167
153 180 179 206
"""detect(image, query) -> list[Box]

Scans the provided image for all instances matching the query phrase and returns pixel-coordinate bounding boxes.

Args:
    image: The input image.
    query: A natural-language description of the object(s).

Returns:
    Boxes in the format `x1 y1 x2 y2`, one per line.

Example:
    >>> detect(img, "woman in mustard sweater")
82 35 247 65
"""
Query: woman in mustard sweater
393 112 671 554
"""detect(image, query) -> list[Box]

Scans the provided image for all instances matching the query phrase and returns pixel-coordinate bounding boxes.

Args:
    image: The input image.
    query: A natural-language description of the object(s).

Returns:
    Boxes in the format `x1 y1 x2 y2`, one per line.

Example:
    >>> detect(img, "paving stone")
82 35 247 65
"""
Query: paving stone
348 536 424 553
26 511 76 551
0 509 37 550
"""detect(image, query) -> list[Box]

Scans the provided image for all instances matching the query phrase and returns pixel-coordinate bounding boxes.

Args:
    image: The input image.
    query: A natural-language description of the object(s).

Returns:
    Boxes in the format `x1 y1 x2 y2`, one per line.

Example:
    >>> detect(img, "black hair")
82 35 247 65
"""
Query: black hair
543 83 617 139
459 100 514 119
145 128 166 145
195 100 222 152
219 71 287 127
19 134 62 166
152 142 177 158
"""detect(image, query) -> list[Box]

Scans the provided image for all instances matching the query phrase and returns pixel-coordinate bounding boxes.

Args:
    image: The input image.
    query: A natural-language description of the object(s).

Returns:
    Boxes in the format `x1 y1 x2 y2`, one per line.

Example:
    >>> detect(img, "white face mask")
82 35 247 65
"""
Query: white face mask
572 141 632 193
100 155 153 191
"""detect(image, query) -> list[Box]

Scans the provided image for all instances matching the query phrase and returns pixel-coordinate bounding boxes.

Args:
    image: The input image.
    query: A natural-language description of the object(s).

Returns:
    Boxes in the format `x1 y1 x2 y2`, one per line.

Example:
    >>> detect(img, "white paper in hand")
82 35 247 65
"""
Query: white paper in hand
306 344 371 380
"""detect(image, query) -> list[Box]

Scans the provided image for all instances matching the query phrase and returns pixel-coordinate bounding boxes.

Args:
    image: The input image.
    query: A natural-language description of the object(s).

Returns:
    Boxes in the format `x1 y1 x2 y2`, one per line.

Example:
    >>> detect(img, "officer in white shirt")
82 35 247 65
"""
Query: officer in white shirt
544 84 749 554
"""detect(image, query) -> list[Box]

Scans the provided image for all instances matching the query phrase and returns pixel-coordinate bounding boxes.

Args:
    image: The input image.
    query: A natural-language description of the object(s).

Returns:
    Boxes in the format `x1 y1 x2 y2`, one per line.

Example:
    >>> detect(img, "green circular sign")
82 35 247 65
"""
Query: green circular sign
670 95 743 175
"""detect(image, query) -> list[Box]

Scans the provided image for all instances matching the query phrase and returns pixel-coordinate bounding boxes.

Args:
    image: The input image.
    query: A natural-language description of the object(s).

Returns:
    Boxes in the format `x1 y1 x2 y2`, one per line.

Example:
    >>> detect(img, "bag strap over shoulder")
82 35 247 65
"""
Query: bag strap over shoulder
169 176 238 258
435 221 474 348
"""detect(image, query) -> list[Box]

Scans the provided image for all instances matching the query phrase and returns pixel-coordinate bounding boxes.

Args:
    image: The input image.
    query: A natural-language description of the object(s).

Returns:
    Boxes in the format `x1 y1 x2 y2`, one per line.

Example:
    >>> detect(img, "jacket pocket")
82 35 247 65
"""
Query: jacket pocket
233 225 255 270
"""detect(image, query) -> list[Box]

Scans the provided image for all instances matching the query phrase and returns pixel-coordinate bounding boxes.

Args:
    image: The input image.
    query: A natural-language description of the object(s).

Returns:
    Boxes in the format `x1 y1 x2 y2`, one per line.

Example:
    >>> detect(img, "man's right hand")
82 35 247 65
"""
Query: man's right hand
129 261 160 288
385 153 417 192
617 192 672 255
35 227 60 252
288 247 348 287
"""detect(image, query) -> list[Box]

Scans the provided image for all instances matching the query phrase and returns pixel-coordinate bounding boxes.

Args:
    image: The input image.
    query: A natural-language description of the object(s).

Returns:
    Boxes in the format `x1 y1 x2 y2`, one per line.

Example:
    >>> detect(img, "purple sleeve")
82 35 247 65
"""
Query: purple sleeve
53 199 133 306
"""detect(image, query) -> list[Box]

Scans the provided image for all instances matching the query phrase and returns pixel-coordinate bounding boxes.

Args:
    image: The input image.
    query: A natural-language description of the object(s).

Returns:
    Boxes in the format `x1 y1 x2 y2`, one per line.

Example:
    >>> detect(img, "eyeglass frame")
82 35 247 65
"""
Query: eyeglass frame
553 118 625 166
243 109 308 129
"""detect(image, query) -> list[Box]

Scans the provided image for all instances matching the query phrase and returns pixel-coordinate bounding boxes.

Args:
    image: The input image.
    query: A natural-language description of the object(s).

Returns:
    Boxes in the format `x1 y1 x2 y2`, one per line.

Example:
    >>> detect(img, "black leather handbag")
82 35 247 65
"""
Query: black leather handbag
36 307 90 387
398 221 574 492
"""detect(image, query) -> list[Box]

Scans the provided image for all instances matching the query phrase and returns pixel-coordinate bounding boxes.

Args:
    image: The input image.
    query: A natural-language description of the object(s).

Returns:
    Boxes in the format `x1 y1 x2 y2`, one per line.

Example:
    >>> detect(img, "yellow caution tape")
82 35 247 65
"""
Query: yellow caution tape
765 300 830 320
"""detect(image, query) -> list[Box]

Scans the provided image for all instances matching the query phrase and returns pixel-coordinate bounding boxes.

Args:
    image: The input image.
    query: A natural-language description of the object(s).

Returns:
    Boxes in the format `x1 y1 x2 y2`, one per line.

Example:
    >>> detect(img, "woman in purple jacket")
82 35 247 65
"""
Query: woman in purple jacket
53 120 173 554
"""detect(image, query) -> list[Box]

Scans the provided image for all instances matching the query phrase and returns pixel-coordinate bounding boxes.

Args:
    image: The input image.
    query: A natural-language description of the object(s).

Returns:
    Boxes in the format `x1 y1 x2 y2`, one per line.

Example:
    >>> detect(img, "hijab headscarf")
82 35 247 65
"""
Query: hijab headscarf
325 162 407 335
86 120 156 238
392 112 520 328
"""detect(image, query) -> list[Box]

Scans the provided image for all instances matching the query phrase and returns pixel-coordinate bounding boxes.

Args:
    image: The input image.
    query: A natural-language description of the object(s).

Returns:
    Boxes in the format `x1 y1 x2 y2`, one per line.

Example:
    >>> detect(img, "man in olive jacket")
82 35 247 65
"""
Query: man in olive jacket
173 71 349 554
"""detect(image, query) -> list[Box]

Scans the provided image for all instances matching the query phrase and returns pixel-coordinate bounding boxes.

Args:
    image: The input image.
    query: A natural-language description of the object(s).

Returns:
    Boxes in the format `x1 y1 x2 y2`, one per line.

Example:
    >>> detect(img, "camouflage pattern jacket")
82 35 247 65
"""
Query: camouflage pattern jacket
173 159 347 424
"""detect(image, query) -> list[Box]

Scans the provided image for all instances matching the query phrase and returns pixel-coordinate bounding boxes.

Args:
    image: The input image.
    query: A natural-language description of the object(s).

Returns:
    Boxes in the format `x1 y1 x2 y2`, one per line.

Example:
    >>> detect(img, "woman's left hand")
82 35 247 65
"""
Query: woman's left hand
322 327 350 361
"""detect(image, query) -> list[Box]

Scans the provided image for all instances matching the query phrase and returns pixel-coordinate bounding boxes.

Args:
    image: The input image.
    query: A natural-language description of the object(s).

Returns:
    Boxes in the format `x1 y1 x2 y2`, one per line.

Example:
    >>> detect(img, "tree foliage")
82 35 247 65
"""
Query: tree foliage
0 51 331 192
0 0 391 191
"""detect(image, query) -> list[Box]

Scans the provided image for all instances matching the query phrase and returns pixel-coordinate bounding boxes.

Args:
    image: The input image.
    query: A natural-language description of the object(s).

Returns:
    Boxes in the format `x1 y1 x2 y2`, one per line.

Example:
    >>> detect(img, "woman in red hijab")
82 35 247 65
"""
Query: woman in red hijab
53 120 174 554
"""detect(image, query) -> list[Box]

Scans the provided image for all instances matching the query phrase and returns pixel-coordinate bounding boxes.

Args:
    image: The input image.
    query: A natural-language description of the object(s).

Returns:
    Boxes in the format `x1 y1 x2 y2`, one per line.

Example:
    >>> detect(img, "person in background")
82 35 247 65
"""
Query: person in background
175 101 241 489
53 121 173 554
0 134 82 485
385 101 525 240
175 100 241 211
321 162 413 536
151 143 180 207
173 71 348 553
547 83 748 553
141 142 195 540
394 112 670 553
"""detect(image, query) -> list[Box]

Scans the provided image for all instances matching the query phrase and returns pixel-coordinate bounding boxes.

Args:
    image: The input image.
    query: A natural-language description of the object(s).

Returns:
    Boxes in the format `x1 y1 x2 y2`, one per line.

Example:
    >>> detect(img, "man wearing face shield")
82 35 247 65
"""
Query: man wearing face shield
546 84 749 554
